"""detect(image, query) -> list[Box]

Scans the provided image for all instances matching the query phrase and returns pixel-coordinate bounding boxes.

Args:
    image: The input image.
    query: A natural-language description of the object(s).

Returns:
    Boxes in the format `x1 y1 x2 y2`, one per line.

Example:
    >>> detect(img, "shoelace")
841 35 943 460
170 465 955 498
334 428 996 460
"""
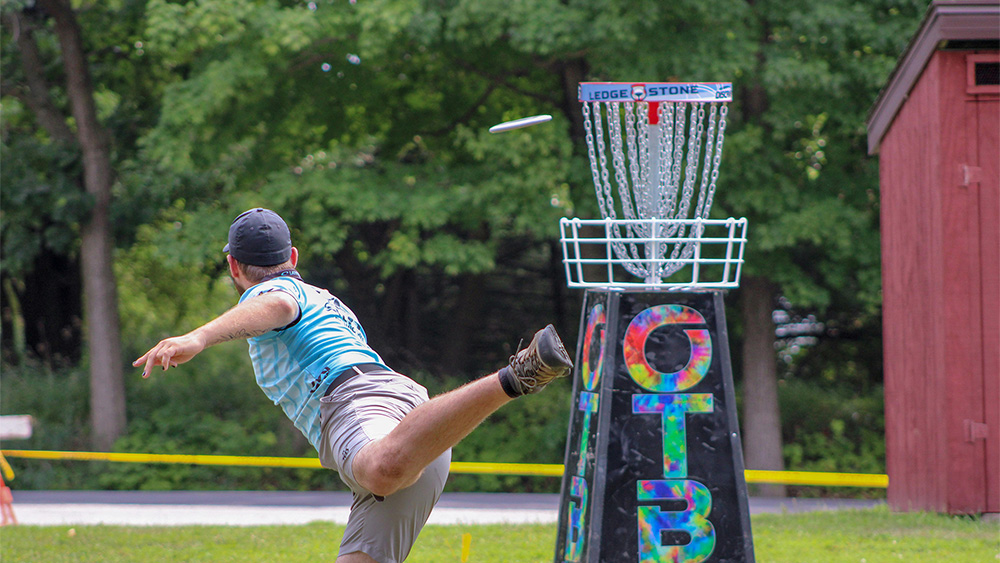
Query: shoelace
508 350 541 392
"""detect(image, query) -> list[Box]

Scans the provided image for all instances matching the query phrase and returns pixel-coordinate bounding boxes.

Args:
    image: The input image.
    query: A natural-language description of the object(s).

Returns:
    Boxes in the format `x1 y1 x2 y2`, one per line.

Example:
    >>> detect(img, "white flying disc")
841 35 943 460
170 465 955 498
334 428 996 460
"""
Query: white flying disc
489 114 552 134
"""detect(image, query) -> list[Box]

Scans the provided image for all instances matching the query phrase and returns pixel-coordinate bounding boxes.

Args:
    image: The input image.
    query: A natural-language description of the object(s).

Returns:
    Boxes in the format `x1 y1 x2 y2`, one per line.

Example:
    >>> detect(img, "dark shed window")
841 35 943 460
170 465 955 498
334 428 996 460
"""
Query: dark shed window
968 54 1000 94
975 62 1000 85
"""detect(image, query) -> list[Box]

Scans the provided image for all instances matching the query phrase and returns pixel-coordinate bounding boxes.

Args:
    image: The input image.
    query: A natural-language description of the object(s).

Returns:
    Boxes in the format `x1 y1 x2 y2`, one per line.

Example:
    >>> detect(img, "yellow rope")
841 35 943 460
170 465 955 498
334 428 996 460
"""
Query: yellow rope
1 449 888 487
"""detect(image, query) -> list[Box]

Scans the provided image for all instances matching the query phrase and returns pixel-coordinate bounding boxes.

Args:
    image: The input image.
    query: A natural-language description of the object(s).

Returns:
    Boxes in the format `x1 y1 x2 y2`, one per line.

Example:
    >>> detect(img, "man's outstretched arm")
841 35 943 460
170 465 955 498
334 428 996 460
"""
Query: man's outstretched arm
133 292 298 378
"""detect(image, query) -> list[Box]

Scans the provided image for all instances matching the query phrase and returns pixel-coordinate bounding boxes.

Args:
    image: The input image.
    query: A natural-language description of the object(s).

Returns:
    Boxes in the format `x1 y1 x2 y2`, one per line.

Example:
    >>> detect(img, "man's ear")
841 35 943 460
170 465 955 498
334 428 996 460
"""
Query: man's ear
290 247 299 268
227 255 241 279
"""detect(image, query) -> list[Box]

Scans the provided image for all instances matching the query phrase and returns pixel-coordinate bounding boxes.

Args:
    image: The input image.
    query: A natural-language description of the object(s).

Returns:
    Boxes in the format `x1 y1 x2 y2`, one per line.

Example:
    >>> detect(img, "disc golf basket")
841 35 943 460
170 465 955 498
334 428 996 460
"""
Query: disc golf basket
560 82 747 288
554 82 756 563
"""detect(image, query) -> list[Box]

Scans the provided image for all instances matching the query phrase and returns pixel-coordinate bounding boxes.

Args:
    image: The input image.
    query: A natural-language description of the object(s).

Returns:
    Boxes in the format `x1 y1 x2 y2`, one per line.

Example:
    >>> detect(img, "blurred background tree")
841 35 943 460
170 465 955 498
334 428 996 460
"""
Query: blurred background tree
1 0 174 450
1 0 924 492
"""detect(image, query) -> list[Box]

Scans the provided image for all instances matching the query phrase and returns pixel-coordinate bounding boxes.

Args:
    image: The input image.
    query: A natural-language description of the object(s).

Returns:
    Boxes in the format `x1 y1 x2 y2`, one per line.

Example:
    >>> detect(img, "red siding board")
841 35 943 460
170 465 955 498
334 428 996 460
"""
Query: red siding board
881 52 946 512
880 49 999 515
925 54 949 515
975 94 1000 514
938 51 987 514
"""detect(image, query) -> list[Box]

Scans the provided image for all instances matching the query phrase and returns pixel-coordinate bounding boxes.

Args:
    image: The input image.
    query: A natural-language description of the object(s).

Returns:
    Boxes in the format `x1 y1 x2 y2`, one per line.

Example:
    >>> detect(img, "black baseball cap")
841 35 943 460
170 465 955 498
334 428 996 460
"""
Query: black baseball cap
223 208 292 266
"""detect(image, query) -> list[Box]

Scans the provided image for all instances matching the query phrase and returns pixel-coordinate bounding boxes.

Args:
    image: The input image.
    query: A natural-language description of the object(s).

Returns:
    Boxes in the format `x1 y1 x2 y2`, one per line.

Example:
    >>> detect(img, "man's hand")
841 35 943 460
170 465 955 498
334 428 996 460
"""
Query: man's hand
133 333 208 378
132 291 299 379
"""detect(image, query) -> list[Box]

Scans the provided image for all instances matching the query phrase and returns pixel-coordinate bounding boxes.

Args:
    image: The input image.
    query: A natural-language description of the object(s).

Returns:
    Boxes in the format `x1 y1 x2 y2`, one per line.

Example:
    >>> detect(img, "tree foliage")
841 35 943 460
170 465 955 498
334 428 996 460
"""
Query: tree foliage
2 0 927 478
721 0 926 314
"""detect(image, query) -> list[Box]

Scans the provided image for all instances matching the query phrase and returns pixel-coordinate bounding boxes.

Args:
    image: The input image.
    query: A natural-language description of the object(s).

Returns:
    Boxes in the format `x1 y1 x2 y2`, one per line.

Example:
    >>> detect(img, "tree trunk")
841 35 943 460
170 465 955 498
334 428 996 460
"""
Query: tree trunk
740 276 785 497
558 57 588 142
41 0 126 451
3 11 76 145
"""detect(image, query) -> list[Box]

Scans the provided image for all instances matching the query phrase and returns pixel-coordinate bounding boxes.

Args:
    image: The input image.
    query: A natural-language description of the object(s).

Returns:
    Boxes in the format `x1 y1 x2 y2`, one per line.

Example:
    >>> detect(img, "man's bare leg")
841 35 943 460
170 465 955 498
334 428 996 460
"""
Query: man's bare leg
352 372 510 497
352 324 573 497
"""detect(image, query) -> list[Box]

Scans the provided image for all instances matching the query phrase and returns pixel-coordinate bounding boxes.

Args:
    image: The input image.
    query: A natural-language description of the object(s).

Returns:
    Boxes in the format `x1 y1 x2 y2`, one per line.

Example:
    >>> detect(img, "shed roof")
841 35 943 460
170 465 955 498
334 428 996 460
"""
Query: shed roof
866 0 1000 155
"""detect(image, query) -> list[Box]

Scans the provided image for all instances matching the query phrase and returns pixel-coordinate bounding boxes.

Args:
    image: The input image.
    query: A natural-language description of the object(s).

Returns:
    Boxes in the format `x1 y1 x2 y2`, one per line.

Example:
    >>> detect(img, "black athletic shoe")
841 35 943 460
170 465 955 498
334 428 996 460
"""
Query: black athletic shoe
498 324 573 398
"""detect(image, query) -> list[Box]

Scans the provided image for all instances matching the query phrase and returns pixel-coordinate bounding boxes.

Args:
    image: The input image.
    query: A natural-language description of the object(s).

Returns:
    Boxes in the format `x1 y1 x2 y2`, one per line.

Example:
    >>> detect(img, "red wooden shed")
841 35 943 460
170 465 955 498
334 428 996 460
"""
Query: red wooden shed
867 0 999 515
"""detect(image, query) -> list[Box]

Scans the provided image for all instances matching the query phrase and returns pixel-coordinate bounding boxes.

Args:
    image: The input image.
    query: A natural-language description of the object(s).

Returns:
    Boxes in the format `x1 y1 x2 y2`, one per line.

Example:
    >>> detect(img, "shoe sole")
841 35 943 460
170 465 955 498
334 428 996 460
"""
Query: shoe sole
537 324 573 372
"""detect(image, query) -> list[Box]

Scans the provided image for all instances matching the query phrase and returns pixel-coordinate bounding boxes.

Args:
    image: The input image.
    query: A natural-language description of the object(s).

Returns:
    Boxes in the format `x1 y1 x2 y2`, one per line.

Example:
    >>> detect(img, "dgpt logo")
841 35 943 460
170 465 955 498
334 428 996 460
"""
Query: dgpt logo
626 303 717 563
631 84 648 101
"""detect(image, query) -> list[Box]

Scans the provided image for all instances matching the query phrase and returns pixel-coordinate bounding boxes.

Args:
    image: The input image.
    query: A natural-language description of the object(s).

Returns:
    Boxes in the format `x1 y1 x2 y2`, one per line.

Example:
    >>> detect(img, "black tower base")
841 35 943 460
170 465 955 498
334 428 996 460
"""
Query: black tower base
554 290 754 563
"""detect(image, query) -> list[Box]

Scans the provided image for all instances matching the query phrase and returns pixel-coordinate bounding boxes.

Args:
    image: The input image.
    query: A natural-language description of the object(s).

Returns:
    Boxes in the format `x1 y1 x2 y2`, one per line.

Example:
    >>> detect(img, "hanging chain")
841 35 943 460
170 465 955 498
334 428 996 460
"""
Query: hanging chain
622 103 642 225
693 104 718 221
608 103 633 221
583 102 615 219
635 103 652 224
666 103 687 232
582 102 602 217
677 103 704 222
657 102 674 219
593 102 638 274
608 103 642 267
662 103 705 276
702 103 728 221
591 102 643 277
577 97 729 283
593 102 615 222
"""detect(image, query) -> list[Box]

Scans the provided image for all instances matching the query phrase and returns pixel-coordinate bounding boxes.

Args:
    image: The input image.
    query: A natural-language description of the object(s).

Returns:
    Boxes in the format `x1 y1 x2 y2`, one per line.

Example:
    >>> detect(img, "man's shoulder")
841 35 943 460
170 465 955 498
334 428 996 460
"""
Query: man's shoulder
242 276 311 302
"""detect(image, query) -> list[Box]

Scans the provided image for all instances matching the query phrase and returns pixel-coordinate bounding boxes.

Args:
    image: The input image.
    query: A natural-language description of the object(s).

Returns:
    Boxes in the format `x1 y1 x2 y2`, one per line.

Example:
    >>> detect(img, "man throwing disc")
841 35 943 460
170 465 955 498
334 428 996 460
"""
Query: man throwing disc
134 208 573 563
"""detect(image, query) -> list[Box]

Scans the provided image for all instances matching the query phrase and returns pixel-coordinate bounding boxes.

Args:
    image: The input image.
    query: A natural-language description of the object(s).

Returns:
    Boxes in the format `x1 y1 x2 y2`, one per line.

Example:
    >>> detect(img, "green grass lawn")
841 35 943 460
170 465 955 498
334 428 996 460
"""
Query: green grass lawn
1 507 996 562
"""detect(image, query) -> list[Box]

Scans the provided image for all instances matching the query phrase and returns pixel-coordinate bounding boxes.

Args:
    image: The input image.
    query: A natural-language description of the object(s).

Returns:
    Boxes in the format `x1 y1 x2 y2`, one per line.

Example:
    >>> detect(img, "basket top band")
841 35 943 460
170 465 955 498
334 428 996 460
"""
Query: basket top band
579 82 732 103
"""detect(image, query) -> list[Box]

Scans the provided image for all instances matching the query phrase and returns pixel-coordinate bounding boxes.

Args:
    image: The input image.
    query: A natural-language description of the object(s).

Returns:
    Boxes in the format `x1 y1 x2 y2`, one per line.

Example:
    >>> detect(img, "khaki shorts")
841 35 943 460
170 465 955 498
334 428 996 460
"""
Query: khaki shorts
318 371 451 563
